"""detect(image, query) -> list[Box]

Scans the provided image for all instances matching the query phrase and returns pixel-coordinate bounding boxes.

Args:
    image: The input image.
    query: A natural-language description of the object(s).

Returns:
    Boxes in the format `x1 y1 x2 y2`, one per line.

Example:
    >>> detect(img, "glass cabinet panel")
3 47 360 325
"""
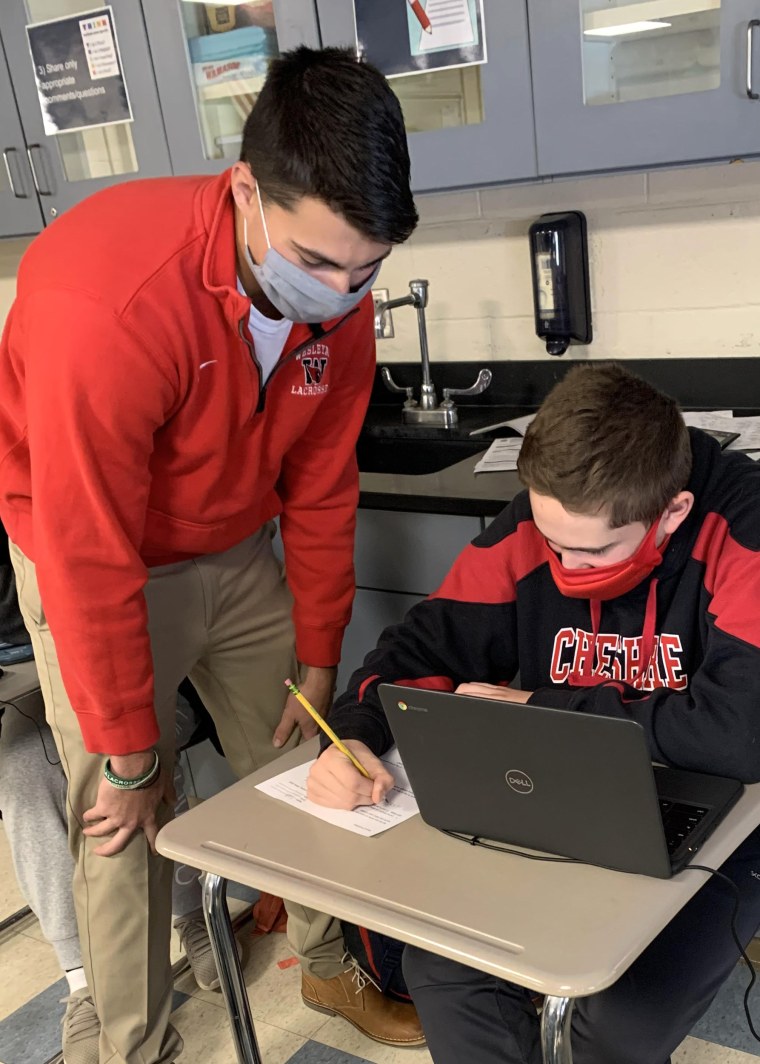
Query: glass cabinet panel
24 0 138 180
316 0 534 190
178 1 280 161
529 0 757 178
391 65 484 133
580 0 721 106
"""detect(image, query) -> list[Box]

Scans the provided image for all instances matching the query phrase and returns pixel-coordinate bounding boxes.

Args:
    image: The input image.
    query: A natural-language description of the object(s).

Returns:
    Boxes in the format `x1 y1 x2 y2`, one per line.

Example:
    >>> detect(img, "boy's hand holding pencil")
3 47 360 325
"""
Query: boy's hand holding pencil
285 679 394 809
307 738 395 810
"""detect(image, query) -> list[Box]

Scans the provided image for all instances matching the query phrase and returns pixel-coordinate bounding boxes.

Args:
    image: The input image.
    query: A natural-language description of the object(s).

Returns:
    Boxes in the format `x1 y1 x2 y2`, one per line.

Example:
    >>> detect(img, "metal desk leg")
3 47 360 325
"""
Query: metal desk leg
541 995 574 1064
202 874 263 1064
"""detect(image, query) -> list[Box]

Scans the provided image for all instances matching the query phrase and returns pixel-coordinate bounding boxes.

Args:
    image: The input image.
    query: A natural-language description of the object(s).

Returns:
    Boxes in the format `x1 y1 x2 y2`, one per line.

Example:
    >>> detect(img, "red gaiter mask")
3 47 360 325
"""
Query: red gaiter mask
545 520 669 601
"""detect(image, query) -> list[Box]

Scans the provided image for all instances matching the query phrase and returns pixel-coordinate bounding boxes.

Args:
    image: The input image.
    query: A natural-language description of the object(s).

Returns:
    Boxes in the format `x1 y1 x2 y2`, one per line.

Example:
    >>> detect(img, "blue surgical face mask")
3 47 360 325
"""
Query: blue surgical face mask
242 184 380 324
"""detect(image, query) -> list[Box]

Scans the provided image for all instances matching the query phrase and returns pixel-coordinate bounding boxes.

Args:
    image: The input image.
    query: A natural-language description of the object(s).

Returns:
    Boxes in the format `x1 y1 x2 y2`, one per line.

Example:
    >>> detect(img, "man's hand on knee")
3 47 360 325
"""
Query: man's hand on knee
83 753 175 857
307 741 393 809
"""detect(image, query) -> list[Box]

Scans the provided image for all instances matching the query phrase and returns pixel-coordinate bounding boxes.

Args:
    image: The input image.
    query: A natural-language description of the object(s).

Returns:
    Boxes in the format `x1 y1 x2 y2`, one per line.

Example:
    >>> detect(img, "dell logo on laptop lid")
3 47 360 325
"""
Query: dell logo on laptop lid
506 770 534 795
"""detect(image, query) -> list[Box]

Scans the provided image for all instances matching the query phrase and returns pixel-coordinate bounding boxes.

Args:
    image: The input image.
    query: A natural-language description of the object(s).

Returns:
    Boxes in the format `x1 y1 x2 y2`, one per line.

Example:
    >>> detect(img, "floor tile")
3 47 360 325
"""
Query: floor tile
0 930 62 1022
287 1042 376 1063
243 933 333 1040
172 989 191 1012
690 964 760 1055
171 993 305 1064
0 976 187 1064
307 1016 433 1064
15 915 48 946
673 1036 760 1062
0 978 66 1064
187 930 328 1041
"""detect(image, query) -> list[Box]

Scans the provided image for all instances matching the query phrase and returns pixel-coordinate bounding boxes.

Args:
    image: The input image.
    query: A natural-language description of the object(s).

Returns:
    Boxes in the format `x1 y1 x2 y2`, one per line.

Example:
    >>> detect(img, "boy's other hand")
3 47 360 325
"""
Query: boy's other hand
456 682 533 703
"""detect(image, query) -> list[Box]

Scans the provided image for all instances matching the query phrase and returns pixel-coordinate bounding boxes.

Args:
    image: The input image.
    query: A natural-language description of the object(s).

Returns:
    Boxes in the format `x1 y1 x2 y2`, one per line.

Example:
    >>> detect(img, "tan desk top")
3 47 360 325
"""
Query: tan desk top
157 739 760 998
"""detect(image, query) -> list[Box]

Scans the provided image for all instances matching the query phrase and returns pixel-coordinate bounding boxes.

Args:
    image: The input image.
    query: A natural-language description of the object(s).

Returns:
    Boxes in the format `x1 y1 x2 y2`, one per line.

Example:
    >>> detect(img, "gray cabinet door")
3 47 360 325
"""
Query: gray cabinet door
354 510 481 595
0 36 44 237
529 0 760 175
141 0 320 176
316 0 537 191
342 508 482 692
0 0 171 223
337 588 423 693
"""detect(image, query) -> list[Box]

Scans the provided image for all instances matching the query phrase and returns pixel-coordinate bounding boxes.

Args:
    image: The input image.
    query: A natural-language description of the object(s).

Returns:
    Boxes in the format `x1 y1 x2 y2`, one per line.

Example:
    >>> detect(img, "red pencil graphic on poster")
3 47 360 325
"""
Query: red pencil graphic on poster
407 0 432 34
352 0 486 79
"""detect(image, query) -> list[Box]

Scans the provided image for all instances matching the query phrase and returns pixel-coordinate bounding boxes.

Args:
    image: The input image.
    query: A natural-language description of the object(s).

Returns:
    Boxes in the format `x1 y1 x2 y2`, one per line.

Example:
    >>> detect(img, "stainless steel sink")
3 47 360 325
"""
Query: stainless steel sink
356 436 486 476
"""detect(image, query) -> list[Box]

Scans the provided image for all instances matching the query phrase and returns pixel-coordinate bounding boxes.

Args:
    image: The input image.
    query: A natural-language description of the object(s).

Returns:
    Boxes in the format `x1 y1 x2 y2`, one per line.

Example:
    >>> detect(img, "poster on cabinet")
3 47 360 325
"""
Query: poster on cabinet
26 6 132 136
353 0 486 79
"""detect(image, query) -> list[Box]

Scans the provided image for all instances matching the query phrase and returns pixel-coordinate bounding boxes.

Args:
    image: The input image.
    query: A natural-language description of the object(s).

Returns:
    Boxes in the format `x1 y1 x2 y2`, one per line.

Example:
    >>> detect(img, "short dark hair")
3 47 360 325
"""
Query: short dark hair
517 363 692 528
240 46 418 245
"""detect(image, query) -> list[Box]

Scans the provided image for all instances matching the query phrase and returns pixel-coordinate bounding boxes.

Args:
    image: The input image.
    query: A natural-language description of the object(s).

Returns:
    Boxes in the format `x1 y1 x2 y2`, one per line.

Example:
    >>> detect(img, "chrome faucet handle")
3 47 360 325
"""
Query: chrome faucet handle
381 367 415 404
441 369 493 407
409 279 429 308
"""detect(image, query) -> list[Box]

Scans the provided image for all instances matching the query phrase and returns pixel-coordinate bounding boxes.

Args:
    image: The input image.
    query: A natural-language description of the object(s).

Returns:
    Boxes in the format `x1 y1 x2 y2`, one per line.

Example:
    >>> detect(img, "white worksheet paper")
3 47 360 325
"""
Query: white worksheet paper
473 437 524 473
255 746 419 837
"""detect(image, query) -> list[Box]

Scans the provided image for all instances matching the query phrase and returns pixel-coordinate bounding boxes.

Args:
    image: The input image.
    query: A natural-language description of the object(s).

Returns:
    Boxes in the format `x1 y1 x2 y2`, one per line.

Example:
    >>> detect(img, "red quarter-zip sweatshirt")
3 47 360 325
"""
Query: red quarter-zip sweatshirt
0 170 376 755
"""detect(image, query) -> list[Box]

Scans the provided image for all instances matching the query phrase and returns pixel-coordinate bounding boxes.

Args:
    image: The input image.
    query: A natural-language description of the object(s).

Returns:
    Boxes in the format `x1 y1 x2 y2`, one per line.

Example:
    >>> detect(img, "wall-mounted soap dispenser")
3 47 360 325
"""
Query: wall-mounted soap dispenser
529 211 592 356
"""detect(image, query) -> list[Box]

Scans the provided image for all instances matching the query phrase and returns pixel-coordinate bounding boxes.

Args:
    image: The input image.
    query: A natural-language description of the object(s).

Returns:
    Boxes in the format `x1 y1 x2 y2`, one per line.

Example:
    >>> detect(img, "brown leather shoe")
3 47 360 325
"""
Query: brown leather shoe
301 962 426 1046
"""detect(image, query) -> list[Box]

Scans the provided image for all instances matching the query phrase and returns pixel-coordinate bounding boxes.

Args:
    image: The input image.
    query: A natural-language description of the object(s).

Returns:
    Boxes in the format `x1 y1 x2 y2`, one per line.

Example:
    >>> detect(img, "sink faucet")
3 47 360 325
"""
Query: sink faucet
374 279 492 429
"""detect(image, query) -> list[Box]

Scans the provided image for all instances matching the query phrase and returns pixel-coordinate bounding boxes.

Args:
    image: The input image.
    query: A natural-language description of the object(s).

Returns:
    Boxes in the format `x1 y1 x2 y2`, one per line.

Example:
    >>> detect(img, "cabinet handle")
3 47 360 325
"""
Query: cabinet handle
26 143 55 195
2 147 29 198
748 20 760 100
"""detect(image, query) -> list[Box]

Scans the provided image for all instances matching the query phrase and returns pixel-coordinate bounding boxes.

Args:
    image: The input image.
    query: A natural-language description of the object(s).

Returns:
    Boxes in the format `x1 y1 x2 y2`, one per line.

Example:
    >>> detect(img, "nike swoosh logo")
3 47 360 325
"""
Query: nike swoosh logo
199 360 218 369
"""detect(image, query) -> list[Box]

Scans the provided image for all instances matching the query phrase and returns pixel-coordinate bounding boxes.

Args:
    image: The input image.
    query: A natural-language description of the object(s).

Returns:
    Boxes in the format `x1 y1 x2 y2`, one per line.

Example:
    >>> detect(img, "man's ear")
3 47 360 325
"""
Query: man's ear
660 491 694 536
230 161 256 214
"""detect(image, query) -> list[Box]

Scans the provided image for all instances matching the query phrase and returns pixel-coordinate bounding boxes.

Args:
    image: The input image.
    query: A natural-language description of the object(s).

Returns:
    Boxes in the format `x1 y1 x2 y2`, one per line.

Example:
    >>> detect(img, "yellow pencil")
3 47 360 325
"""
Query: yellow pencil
284 678 371 778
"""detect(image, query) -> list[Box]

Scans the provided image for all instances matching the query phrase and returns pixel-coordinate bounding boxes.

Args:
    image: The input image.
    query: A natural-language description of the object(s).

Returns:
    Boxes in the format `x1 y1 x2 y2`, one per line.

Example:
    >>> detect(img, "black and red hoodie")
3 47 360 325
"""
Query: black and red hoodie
328 429 760 783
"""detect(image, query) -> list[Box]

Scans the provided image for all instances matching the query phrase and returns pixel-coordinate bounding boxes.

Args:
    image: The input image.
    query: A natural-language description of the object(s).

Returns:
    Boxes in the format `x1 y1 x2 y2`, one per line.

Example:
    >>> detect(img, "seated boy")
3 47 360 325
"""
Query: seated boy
308 362 760 1064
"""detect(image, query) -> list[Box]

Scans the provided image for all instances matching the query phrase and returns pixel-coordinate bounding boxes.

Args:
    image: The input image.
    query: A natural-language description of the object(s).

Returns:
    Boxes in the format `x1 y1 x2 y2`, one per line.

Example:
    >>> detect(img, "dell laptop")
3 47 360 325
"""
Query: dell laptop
379 684 744 879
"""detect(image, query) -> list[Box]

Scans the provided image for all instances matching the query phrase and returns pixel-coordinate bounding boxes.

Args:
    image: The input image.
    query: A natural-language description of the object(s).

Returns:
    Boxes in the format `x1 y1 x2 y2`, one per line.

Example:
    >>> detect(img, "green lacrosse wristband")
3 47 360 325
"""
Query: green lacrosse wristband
104 750 160 791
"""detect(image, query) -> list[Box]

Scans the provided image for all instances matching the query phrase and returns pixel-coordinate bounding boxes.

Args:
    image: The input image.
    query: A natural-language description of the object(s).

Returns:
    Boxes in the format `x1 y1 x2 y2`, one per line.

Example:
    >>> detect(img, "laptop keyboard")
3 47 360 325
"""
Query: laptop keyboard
659 800 709 855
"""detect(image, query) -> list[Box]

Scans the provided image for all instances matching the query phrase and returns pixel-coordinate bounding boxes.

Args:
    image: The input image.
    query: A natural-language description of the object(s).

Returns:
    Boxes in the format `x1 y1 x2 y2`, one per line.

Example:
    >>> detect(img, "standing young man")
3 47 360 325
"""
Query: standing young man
309 363 760 1063
0 47 420 1063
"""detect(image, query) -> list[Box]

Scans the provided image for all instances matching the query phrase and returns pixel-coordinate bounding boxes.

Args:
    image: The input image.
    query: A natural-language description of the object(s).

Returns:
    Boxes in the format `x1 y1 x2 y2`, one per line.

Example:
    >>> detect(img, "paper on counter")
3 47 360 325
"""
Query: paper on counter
683 411 760 450
503 413 536 436
469 413 535 437
728 414 760 450
473 437 523 473
469 412 760 475
255 746 419 837
681 412 733 429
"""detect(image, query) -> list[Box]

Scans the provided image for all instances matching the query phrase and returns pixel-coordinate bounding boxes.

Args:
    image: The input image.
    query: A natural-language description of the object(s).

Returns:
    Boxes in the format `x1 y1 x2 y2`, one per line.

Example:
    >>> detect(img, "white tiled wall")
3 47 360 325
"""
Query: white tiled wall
374 159 760 363
2 159 759 362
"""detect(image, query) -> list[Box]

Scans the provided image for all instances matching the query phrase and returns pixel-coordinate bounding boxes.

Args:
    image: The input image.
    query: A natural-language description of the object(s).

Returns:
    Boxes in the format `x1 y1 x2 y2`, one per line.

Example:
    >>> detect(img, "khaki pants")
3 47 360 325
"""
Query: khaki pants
10 527 345 1064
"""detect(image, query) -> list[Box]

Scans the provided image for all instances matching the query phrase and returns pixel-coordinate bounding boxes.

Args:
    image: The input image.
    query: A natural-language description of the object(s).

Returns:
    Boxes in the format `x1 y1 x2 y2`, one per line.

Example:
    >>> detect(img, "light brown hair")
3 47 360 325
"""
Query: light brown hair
517 363 692 528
